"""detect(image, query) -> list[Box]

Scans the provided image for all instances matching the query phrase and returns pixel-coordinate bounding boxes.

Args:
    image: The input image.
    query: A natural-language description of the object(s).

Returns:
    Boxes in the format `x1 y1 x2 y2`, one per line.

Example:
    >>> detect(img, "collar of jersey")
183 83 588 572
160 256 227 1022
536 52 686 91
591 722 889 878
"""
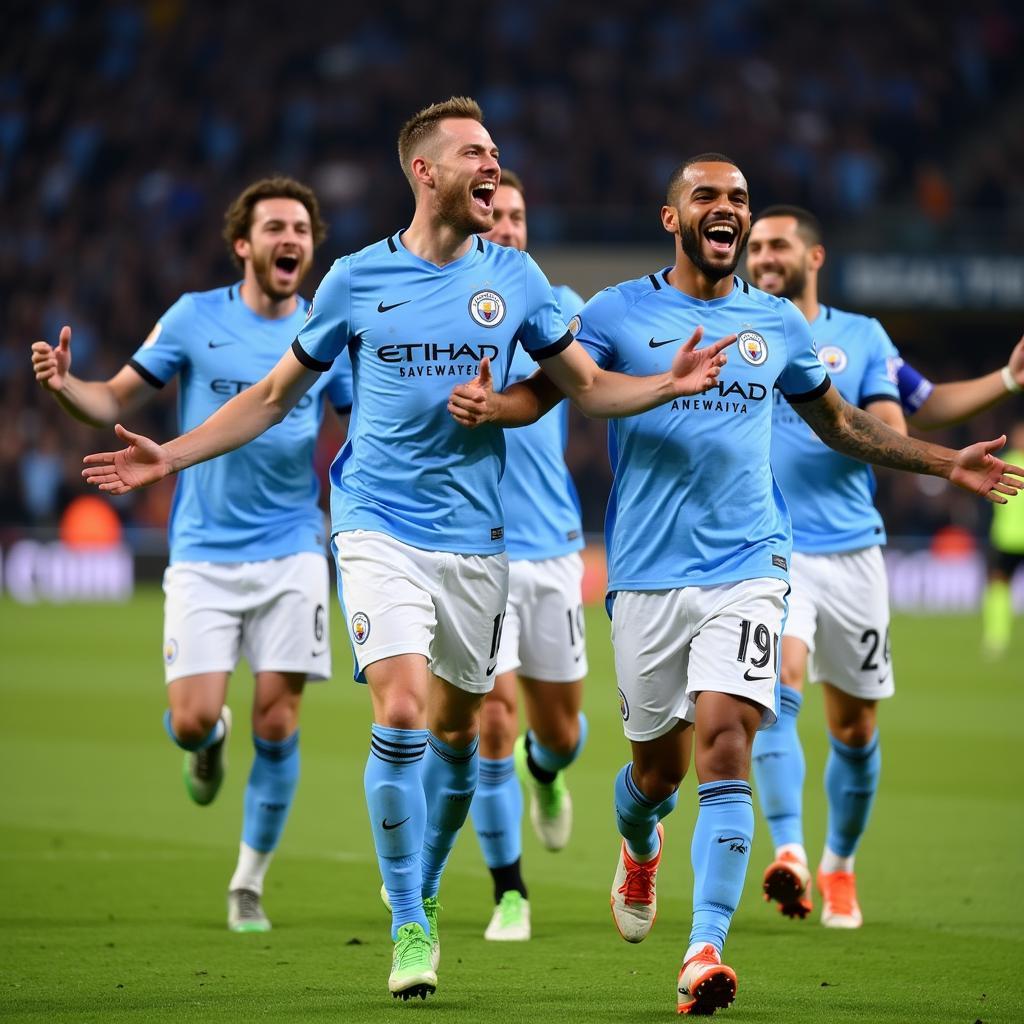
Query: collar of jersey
653 269 743 309
391 230 481 273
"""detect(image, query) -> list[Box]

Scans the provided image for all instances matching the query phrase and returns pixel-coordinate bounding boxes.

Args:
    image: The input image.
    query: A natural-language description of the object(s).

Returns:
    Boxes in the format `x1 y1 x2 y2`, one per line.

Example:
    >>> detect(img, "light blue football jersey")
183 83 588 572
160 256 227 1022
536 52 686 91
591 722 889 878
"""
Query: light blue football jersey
129 283 352 564
501 284 585 562
293 233 571 555
771 304 900 554
576 271 828 593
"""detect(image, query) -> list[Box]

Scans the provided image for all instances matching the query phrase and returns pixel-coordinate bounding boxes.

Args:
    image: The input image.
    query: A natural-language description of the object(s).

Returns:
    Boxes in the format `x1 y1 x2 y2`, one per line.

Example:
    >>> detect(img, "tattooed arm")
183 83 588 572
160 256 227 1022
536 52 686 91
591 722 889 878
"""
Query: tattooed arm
792 382 1024 503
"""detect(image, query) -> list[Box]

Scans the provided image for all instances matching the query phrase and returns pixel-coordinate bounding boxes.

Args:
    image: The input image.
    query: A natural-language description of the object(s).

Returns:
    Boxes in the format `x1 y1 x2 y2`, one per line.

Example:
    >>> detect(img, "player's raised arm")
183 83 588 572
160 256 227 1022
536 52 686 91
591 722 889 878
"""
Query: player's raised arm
82 346 320 494
793 382 1024 504
31 325 154 428
909 335 1024 430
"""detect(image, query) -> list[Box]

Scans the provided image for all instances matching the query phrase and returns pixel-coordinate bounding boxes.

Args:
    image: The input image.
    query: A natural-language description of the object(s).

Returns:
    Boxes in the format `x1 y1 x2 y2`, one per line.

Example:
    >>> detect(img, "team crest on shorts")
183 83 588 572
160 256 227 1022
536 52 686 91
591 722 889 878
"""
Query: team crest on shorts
567 314 582 337
738 329 768 366
817 345 848 373
617 688 629 721
163 638 178 665
351 612 370 645
469 290 506 328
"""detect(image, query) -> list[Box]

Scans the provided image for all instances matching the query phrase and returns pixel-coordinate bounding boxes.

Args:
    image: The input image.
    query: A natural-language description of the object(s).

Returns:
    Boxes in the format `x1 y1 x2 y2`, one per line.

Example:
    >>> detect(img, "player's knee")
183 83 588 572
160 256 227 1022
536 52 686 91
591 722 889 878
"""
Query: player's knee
629 762 683 804
478 698 515 757
699 726 752 780
531 716 579 757
831 719 875 749
779 660 804 689
170 708 220 747
254 702 301 742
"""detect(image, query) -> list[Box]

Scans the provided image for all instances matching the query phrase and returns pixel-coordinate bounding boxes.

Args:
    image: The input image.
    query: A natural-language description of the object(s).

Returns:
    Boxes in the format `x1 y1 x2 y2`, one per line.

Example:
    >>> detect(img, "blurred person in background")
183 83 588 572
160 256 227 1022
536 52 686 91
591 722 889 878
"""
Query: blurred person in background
31 177 352 934
982 420 1024 656
468 169 588 943
745 204 1024 929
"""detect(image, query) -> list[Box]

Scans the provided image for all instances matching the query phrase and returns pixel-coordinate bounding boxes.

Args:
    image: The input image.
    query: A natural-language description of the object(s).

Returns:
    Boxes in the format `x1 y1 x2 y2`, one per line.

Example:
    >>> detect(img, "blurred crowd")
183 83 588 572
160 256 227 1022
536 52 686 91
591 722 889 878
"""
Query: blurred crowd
3 0 1023 542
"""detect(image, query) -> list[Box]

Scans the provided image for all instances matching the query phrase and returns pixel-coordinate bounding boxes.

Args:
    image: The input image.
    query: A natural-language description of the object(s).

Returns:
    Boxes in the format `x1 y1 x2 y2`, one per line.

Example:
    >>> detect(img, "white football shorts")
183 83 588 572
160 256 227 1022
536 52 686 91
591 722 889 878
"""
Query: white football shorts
610 578 790 741
162 551 331 684
331 530 509 695
494 552 588 682
784 546 895 699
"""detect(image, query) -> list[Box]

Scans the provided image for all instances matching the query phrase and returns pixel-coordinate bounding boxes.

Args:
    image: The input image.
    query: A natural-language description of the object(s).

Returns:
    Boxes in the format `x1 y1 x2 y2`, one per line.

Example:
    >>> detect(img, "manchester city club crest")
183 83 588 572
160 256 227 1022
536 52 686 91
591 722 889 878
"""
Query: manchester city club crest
163 638 178 665
567 314 582 337
738 329 768 366
618 687 630 721
351 611 370 645
817 345 848 373
468 289 506 328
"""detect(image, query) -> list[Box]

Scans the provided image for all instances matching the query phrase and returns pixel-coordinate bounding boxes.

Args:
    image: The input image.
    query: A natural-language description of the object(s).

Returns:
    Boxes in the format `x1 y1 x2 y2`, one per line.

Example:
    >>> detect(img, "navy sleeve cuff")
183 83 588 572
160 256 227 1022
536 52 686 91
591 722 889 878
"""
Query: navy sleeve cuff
529 330 573 363
128 358 166 389
291 338 333 372
860 393 901 409
332 403 352 417
783 375 831 404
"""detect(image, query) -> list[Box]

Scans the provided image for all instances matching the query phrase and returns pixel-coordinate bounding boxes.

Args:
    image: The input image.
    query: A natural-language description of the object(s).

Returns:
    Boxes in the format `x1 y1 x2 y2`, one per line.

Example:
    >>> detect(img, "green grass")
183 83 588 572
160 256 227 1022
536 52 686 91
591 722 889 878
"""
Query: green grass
1 589 1022 1022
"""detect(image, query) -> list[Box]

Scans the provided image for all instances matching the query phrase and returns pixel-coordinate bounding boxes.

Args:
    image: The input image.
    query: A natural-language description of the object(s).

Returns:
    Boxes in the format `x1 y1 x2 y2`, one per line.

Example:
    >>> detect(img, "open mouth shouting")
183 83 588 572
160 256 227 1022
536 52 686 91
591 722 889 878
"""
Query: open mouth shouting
703 218 738 257
471 180 496 213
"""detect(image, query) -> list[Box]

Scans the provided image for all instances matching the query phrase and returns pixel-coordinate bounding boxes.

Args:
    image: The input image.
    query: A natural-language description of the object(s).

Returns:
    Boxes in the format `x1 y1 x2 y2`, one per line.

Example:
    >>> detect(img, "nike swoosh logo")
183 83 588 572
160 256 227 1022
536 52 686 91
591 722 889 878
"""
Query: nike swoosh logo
574 652 583 662
377 300 411 313
648 337 681 348
311 648 327 658
717 835 747 844
382 817 410 830
208 340 233 348
485 663 497 677
743 669 773 682
877 673 890 685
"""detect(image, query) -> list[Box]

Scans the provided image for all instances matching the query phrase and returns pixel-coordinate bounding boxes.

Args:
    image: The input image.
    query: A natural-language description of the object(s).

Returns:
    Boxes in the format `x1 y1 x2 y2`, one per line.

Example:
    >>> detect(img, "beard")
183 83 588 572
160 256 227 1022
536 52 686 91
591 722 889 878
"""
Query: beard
251 247 308 302
772 264 807 301
680 221 747 281
435 175 490 235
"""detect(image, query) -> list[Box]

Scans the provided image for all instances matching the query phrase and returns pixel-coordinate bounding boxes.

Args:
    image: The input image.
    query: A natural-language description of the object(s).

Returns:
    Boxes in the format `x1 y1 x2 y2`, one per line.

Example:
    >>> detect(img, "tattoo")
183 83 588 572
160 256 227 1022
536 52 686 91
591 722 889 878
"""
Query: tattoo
795 389 945 475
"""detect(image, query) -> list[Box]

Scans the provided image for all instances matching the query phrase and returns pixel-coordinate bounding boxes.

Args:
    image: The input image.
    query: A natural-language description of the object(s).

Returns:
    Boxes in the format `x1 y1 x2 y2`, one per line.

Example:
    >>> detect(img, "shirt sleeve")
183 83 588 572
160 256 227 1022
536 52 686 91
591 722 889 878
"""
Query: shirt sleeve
292 259 352 371
128 295 193 388
325 346 353 413
571 288 624 370
553 284 586 321
777 298 830 402
859 319 901 407
517 253 572 361
893 357 935 415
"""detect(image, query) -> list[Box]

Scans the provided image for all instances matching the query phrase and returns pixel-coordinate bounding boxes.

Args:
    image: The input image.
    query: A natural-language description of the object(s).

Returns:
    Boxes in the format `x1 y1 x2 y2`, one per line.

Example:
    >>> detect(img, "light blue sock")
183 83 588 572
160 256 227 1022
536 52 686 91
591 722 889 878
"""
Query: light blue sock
242 732 300 852
825 730 881 857
420 734 479 899
689 780 754 952
751 684 805 849
526 711 589 774
163 709 223 751
613 763 678 858
470 755 522 868
364 724 429 939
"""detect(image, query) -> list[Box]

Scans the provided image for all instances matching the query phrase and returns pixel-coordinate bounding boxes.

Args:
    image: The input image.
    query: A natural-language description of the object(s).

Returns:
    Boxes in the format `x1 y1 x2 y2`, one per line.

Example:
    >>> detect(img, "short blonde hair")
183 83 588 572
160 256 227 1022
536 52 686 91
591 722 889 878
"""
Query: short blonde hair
397 96 484 189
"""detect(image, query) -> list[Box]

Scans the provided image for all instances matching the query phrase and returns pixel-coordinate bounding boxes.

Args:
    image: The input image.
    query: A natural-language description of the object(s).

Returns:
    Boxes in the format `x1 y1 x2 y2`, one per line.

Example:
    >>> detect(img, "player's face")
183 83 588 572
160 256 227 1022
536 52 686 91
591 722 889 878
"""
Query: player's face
664 163 750 281
746 216 812 300
237 198 315 302
430 118 501 235
480 184 526 250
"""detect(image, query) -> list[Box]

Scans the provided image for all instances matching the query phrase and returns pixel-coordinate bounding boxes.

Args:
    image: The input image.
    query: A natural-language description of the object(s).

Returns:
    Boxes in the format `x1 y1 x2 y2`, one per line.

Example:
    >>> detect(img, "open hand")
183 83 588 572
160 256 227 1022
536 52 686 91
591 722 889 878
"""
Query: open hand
669 327 737 397
82 423 171 495
31 324 73 393
949 435 1024 503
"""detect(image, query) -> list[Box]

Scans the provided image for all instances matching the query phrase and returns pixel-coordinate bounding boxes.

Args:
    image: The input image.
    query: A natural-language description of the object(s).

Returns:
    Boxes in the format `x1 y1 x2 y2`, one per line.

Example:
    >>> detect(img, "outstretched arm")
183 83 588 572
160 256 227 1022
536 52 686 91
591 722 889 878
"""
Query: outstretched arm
910 335 1024 430
31 325 153 427
795 383 1024 503
82 348 319 494
448 326 735 429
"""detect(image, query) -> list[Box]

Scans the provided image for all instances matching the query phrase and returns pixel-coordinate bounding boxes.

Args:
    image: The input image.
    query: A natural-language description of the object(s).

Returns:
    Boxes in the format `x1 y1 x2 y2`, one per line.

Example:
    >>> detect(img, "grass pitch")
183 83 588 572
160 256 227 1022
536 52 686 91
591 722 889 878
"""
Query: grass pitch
1 588 1022 1023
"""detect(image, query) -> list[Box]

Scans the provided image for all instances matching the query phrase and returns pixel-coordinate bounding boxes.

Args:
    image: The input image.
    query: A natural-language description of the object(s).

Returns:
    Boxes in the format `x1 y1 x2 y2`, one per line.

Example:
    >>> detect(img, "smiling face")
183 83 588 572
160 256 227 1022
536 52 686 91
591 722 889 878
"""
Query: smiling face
746 215 822 301
233 197 314 302
480 182 527 250
662 162 751 281
420 117 500 235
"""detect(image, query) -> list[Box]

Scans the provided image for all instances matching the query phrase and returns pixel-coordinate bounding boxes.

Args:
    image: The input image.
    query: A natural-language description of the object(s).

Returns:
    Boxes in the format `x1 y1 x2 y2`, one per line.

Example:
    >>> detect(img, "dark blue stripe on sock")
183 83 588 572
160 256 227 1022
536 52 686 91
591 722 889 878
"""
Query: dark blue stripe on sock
427 736 479 764
479 759 515 785
253 731 299 762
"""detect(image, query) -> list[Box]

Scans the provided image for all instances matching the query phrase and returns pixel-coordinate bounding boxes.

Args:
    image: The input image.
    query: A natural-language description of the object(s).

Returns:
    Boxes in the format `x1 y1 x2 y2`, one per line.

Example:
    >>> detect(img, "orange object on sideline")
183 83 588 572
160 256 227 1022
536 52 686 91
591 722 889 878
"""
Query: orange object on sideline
59 495 123 548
